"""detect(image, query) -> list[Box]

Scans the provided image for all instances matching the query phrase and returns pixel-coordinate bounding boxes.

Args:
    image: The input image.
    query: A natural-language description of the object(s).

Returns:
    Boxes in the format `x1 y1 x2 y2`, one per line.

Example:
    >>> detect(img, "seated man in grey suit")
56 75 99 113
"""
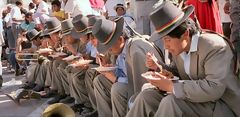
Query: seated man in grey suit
92 17 164 117
126 1 240 117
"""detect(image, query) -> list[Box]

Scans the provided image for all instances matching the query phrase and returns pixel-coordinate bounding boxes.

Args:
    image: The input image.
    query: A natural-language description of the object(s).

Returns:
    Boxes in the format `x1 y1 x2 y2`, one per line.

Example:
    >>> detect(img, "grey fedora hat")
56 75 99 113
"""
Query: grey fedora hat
88 15 106 30
92 17 124 53
72 14 92 36
61 18 74 37
26 29 41 41
44 17 61 34
149 1 194 41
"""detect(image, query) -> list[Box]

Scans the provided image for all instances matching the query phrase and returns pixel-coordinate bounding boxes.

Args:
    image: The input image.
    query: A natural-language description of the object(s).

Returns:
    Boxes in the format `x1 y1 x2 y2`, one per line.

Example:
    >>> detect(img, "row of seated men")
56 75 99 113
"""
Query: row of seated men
11 1 240 117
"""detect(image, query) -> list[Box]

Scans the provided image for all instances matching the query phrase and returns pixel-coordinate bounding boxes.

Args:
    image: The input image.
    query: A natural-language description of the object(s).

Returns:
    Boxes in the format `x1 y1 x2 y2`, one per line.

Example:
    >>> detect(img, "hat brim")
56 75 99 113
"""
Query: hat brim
97 17 124 53
76 28 92 37
30 32 41 41
114 6 127 11
150 5 194 42
44 26 61 35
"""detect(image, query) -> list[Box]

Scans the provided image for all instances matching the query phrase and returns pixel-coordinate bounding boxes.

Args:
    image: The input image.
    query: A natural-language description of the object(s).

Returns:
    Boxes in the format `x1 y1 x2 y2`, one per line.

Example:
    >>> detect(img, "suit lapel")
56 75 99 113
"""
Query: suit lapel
190 52 199 80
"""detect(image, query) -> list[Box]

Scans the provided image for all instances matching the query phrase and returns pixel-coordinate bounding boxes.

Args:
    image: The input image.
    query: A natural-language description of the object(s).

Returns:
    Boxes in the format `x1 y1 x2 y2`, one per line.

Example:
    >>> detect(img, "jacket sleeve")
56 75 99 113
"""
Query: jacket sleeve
173 45 231 102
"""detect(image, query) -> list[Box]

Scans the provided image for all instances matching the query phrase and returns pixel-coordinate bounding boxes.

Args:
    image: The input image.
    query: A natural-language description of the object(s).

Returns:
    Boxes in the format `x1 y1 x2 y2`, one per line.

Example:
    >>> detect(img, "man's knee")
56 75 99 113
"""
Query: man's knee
111 83 127 98
160 95 176 106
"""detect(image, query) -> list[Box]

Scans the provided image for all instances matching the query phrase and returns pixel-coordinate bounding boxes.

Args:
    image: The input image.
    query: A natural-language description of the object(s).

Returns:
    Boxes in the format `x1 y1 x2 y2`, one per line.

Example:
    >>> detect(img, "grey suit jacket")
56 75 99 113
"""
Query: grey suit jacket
126 35 164 98
171 33 240 116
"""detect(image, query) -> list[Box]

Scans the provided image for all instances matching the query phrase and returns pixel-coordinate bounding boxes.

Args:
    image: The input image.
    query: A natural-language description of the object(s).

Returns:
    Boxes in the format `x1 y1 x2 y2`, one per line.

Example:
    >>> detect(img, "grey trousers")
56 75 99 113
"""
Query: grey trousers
93 74 113 117
68 66 90 107
93 75 129 117
51 60 68 94
111 82 128 117
35 60 49 88
126 88 235 117
26 63 40 85
84 65 99 109
11 24 20 45
45 61 53 87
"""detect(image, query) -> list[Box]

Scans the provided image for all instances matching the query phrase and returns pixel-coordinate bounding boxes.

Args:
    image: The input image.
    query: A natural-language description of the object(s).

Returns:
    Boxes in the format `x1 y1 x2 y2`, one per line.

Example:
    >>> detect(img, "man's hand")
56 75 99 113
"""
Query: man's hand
96 53 108 66
147 72 173 92
99 64 117 83
224 1 231 14
146 52 158 71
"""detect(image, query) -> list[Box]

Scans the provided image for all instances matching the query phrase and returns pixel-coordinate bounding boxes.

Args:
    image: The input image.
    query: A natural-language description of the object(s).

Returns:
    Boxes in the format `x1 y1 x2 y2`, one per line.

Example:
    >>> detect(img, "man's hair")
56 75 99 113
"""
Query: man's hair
29 3 35 9
51 0 61 7
16 1 23 6
167 18 198 39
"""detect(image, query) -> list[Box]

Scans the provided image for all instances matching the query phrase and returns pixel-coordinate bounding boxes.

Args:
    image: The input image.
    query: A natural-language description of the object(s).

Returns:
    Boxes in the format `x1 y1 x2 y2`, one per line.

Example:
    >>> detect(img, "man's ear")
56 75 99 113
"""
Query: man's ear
182 30 190 41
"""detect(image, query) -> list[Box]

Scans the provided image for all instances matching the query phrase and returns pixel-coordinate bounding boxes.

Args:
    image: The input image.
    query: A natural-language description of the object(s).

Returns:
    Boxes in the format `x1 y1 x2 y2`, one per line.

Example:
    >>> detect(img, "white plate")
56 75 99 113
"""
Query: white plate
141 72 179 81
37 48 53 53
62 55 81 61
55 52 67 56
69 60 93 67
49 52 67 58
141 72 161 80
92 66 117 72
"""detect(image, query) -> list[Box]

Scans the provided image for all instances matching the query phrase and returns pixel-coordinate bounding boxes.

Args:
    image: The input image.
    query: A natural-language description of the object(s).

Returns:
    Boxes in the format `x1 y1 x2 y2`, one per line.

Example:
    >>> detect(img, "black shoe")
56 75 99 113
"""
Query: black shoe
59 96 75 104
47 94 67 104
21 83 36 89
71 104 85 113
0 76 3 88
32 85 43 92
80 107 98 117
41 90 57 98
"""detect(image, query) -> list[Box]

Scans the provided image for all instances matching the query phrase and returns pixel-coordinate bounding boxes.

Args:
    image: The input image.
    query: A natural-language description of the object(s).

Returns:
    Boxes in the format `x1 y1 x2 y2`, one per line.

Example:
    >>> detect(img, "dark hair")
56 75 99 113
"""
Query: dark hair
167 18 198 39
51 0 61 7
25 12 33 24
29 3 35 9
16 1 23 6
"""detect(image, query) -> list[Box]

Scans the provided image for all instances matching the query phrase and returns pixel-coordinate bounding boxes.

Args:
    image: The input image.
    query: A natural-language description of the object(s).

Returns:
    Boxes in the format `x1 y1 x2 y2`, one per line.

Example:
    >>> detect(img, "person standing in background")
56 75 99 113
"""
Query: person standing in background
32 0 50 30
51 0 65 21
0 10 5 88
224 0 240 60
218 0 231 39
104 0 125 19
28 2 36 13
61 0 93 19
130 0 158 35
186 0 223 34
10 1 24 76
89 0 106 16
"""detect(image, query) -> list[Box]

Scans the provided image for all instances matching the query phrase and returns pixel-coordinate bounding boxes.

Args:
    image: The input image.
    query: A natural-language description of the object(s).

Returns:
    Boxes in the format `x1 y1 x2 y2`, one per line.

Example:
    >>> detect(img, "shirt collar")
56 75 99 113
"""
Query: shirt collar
189 32 200 53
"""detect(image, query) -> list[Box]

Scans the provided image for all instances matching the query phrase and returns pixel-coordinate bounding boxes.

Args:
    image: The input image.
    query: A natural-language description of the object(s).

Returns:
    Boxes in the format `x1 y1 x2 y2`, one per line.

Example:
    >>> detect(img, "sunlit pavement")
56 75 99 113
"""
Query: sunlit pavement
0 70 48 117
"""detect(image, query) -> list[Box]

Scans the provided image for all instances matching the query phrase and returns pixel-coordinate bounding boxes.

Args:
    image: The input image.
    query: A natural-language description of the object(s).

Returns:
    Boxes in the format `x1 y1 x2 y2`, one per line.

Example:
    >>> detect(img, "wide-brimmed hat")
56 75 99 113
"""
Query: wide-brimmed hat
88 15 105 31
149 1 194 41
44 17 61 34
26 29 41 41
114 4 127 11
92 17 124 53
72 14 92 36
42 103 75 117
61 18 74 37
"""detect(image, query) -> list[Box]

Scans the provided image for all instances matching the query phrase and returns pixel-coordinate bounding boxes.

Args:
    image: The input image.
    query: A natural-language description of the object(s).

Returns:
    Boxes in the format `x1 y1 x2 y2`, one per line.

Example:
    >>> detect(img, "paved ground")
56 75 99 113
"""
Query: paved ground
0 69 49 117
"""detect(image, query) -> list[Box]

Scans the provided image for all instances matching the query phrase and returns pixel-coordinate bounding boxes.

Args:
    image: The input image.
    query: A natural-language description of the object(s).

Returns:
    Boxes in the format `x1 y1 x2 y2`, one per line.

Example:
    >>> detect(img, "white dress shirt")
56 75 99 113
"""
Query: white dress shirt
36 1 50 15
62 0 93 17
10 6 22 24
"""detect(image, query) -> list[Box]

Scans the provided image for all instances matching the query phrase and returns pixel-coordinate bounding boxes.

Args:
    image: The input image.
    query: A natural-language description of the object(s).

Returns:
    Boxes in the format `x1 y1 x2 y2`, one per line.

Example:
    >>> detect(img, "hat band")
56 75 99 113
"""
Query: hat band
47 25 61 32
75 27 88 33
102 22 116 45
62 28 72 34
156 13 184 33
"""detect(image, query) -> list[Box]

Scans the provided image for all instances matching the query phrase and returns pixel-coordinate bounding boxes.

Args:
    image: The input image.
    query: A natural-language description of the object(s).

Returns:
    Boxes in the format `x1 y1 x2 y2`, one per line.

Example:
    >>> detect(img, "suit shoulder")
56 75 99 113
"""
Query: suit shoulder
199 33 227 49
